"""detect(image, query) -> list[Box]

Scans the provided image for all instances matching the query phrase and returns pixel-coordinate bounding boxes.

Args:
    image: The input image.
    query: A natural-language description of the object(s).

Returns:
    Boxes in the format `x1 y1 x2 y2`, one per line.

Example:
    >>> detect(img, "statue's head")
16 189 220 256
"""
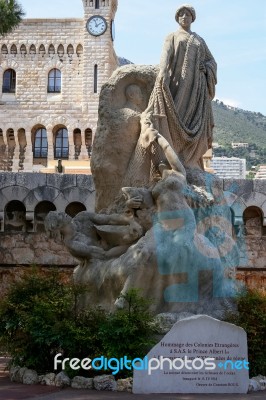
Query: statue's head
125 84 143 106
44 211 72 240
175 4 196 24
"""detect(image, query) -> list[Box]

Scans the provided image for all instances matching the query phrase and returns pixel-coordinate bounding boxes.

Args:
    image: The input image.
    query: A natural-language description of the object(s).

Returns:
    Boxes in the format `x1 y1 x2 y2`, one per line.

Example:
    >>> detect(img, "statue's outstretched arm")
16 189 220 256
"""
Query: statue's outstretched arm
155 132 186 177
90 213 132 226
105 245 131 259
69 241 106 260
158 135 186 176
139 125 186 177
107 213 134 225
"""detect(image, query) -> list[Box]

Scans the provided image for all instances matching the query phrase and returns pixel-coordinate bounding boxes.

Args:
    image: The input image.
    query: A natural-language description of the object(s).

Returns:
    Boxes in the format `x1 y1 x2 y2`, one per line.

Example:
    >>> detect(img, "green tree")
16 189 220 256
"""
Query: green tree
0 0 24 36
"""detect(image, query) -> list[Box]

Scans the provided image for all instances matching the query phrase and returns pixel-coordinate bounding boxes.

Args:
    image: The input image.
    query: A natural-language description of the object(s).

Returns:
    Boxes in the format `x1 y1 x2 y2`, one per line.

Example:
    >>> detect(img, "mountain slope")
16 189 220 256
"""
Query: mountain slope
212 101 266 148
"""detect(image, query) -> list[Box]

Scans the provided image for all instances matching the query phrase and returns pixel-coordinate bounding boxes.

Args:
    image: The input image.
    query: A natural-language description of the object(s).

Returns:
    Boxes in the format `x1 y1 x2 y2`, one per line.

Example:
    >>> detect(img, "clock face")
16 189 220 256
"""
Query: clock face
87 16 107 36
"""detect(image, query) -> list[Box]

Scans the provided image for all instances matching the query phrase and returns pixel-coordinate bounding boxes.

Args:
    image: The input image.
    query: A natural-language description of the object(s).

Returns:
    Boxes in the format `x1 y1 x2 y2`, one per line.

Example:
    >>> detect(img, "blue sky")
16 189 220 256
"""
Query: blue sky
21 0 266 114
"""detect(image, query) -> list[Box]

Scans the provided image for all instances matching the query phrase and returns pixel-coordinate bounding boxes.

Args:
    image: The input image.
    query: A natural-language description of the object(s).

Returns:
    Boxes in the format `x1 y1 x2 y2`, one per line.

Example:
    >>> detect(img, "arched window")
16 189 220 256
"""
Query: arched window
73 128 81 159
1 44 8 55
5 129 14 171
57 44 64 58
18 128 26 148
5 200 26 232
10 44 17 55
95 0 100 8
0 128 5 149
0 129 6 171
65 202 86 218
94 64 98 93
243 206 263 237
2 69 16 93
48 44 55 56
67 44 74 57
0 129 4 144
76 44 83 57
34 128 48 158
29 44 36 55
85 128 92 157
54 128 69 159
20 44 27 55
7 128 15 146
48 69 61 93
39 44 46 56
35 201 56 232
18 128 26 170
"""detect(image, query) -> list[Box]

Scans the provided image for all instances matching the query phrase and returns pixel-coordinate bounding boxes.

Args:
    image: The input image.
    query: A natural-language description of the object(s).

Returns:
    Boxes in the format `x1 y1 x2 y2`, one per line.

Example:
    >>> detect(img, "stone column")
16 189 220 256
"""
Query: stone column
68 128 75 160
23 129 33 172
11 131 20 172
79 129 89 160
46 126 54 164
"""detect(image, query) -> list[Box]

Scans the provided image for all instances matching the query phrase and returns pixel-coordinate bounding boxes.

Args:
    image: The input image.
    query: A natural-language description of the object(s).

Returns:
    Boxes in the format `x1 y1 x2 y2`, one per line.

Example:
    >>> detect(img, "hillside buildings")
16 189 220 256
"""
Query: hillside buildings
231 142 249 149
211 156 246 179
255 165 266 179
0 0 118 173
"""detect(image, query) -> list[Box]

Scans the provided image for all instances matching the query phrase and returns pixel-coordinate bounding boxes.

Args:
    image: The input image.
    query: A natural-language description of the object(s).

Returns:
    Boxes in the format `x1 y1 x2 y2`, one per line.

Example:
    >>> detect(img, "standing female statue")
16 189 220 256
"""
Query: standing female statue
124 5 217 192
152 5 217 167
124 4 217 187
153 4 217 169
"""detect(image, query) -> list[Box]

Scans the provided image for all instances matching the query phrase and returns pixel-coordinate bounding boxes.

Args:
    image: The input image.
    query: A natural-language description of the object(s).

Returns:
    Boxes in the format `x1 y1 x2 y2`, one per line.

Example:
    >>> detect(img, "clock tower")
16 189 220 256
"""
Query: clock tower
82 0 118 134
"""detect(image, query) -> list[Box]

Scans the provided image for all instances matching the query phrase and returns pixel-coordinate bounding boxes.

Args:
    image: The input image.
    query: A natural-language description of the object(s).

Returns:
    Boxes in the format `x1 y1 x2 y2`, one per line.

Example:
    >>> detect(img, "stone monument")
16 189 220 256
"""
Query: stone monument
45 4 242 318
133 315 249 394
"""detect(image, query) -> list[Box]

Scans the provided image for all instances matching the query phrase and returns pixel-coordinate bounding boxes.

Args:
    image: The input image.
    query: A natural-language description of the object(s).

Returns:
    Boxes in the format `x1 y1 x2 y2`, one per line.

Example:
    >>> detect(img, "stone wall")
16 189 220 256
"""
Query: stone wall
237 270 266 292
0 172 95 295
0 232 76 267
224 178 266 274
0 265 73 298
0 174 265 295
0 172 95 231
222 179 266 292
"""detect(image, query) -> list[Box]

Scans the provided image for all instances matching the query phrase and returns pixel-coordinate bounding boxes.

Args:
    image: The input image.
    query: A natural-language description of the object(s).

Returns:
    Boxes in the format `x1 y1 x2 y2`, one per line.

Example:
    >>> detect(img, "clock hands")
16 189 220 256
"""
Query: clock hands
95 20 104 28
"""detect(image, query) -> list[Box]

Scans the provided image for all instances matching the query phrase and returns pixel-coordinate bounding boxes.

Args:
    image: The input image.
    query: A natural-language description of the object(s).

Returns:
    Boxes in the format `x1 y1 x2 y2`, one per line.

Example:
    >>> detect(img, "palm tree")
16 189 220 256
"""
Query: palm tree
0 0 25 36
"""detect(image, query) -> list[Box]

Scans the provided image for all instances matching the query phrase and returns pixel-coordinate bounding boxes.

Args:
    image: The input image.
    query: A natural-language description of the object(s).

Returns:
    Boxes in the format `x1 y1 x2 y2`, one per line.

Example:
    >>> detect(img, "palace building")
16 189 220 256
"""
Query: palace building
0 0 118 173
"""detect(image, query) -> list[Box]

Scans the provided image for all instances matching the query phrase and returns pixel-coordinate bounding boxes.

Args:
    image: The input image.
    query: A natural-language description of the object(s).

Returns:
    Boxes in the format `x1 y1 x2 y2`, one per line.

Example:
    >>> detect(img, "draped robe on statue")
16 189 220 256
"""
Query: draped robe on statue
124 30 217 187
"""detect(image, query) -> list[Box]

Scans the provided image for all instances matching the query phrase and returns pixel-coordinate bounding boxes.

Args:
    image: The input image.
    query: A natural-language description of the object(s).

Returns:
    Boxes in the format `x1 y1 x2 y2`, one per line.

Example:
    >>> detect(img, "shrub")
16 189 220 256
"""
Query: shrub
0 268 83 372
0 268 157 377
100 289 157 361
224 289 266 377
